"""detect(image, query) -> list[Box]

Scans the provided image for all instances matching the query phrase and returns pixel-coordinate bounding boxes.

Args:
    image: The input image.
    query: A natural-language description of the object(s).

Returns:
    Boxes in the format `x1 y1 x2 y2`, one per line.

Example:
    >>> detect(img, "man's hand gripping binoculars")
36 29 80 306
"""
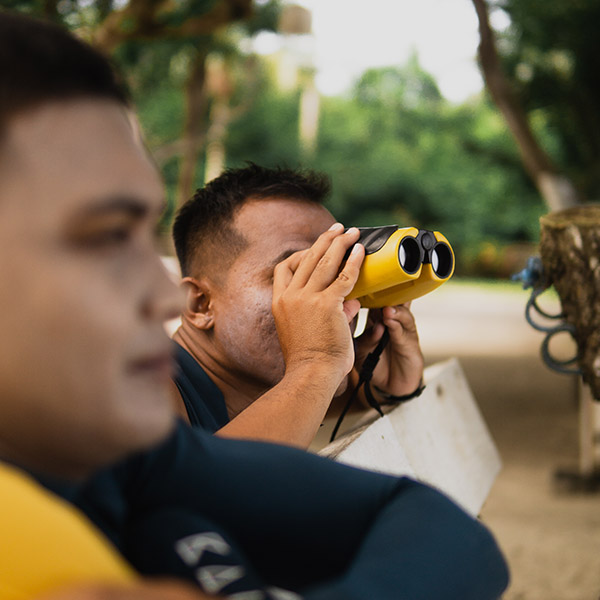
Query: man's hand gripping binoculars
329 225 455 442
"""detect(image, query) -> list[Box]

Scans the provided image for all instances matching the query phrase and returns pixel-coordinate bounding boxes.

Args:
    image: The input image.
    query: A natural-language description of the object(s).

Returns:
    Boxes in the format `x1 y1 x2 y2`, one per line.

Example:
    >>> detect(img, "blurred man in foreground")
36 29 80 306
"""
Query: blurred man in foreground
0 10 208 600
0 10 509 600
171 164 425 446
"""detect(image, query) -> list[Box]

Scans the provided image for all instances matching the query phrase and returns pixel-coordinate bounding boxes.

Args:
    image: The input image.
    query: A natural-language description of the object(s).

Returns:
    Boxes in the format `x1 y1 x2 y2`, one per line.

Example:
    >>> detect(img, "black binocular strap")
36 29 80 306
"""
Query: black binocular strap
329 329 390 443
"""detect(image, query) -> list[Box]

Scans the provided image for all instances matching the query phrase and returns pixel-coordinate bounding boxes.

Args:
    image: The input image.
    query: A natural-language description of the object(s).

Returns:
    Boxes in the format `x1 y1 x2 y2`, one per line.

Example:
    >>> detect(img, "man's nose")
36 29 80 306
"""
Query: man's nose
143 255 184 323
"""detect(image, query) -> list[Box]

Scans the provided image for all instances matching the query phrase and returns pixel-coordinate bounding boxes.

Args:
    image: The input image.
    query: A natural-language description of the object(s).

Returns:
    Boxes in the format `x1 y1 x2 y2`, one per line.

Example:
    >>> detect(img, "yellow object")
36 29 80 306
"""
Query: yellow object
347 226 455 308
0 461 135 599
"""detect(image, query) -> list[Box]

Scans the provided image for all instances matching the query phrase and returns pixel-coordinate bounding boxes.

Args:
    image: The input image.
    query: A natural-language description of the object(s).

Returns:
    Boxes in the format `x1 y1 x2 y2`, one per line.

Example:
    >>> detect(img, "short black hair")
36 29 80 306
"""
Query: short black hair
173 163 331 277
0 10 129 135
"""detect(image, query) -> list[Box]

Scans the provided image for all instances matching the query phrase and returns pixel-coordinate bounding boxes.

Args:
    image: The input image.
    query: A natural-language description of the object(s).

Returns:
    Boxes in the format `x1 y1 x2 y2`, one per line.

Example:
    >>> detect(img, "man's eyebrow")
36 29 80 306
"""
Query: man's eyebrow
71 196 166 220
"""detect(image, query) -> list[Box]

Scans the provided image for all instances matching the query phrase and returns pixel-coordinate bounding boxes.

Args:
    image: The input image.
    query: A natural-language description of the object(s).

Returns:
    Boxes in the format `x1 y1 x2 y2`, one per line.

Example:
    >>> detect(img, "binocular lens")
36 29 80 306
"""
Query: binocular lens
398 237 421 274
431 243 453 278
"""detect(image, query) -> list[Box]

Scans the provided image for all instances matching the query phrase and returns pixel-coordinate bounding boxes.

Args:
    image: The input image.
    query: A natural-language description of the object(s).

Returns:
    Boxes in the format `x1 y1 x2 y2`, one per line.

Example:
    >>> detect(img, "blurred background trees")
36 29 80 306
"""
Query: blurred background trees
473 0 600 211
2 0 597 275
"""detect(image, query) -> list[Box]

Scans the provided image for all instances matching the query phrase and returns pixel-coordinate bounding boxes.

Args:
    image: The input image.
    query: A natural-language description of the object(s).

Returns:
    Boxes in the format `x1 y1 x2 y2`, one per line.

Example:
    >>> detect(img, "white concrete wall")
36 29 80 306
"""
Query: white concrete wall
319 358 502 516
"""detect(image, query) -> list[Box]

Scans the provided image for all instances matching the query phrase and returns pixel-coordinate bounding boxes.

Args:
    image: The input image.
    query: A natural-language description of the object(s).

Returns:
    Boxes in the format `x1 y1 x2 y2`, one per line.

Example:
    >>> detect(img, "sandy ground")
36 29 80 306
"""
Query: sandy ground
411 282 600 600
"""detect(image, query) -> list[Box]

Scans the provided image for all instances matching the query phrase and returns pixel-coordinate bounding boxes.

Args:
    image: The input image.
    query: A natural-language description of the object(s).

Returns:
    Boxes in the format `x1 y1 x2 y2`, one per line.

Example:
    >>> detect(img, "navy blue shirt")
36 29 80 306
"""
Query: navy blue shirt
173 343 229 432
38 423 509 599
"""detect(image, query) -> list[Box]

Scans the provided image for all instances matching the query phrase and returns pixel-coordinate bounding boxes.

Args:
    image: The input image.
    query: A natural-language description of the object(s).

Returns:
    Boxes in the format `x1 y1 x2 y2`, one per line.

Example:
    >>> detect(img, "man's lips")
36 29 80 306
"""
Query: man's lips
128 351 174 380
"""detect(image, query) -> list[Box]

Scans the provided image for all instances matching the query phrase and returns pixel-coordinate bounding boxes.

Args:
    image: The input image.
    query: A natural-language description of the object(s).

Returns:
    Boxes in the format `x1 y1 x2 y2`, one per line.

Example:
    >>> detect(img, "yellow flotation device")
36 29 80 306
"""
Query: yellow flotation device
0 461 135 599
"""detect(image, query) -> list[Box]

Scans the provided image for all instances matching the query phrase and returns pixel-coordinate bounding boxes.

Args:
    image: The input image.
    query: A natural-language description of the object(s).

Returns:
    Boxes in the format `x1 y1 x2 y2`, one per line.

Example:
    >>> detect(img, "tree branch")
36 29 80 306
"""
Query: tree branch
93 0 252 53
471 0 579 210
177 51 210 207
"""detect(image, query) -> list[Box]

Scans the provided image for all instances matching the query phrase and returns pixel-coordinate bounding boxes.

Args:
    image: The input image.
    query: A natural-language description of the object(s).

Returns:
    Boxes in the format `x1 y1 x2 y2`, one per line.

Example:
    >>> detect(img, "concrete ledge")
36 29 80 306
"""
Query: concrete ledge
319 357 502 516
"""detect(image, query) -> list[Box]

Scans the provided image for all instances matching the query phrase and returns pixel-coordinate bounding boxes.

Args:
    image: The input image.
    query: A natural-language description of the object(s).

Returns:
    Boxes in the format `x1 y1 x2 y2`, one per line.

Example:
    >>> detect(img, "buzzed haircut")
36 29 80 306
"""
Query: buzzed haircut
173 163 331 277
0 10 129 135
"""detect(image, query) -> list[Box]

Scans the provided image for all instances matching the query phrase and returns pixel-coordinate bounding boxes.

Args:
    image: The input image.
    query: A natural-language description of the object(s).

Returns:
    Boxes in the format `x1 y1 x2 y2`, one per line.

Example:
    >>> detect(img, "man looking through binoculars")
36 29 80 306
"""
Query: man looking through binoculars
171 164 425 447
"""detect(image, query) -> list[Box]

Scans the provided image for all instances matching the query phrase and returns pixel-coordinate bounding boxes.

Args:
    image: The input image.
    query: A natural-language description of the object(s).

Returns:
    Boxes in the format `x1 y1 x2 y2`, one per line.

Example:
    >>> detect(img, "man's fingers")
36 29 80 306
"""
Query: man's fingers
343 298 361 323
272 250 307 299
355 304 417 365
275 224 361 295
303 228 361 291
291 226 361 292
323 238 364 297
288 222 346 288
354 320 385 365
382 305 418 334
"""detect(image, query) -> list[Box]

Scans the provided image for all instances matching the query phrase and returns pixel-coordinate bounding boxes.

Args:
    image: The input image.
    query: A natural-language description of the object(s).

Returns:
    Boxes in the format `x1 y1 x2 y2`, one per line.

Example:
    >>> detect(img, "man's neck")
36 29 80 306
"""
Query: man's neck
173 325 268 421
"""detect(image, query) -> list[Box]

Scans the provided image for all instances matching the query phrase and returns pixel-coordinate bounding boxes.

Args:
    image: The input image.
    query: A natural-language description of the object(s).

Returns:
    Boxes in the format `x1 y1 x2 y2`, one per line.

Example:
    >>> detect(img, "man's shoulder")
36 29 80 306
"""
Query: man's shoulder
173 343 229 432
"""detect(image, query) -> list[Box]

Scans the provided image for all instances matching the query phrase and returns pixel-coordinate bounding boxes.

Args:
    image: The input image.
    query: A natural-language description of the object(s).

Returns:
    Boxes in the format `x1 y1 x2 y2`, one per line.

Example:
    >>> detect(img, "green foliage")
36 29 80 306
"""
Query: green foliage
313 64 543 268
217 56 545 274
240 0 280 36
158 0 219 28
354 55 443 109
1 1 554 276
226 83 302 167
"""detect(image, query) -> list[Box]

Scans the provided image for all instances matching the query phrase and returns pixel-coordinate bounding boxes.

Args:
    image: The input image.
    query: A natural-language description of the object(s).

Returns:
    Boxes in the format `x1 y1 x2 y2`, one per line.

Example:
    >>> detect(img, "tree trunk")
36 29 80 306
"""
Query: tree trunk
471 0 581 212
176 53 209 208
299 71 320 159
204 98 230 183
540 205 600 398
42 0 59 19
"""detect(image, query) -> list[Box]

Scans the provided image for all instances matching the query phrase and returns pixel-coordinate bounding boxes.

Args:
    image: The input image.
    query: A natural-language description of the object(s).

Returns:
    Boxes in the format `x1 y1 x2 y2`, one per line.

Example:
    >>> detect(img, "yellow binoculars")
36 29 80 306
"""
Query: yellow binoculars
347 226 455 308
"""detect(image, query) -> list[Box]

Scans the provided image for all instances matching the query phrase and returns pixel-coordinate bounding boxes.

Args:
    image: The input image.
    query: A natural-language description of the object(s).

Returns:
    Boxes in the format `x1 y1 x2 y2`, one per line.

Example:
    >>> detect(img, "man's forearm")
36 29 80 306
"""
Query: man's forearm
216 362 341 448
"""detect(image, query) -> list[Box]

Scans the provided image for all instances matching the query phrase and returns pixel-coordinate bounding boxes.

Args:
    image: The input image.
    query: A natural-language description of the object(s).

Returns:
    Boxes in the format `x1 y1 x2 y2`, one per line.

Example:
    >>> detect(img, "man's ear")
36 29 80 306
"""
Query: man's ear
180 276 214 330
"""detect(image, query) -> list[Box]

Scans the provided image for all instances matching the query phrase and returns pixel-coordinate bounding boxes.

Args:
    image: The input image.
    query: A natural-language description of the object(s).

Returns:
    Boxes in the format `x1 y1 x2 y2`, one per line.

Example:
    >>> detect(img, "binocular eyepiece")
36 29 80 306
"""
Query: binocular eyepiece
346 225 454 308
